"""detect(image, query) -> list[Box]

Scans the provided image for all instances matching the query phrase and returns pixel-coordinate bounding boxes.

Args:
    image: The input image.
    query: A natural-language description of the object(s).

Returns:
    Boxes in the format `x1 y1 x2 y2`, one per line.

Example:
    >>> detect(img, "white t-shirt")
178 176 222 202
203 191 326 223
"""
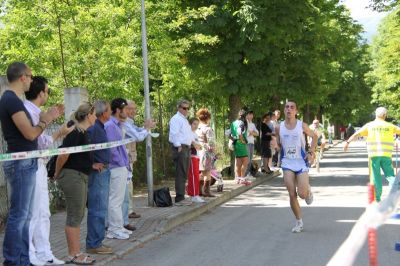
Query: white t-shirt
247 121 259 144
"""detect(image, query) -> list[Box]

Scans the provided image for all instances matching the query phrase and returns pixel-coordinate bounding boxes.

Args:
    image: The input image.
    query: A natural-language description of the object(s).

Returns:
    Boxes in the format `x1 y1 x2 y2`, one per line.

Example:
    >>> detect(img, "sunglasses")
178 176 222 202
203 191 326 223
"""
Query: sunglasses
180 106 189 111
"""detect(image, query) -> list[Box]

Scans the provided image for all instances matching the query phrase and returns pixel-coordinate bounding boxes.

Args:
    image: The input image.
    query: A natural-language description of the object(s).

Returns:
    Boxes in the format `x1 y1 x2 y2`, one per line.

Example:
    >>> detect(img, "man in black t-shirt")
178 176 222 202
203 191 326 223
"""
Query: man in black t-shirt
0 62 60 266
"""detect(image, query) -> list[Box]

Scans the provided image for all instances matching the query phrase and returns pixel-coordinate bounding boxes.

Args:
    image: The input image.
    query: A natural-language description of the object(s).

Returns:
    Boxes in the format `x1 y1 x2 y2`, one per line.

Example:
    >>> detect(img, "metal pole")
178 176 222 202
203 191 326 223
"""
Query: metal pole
396 142 399 176
140 0 154 206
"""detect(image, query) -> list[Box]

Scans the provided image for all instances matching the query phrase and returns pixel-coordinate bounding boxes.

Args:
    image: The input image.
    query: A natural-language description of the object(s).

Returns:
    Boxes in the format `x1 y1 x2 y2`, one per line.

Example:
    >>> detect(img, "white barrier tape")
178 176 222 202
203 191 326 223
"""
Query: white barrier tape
0 137 140 162
327 174 400 266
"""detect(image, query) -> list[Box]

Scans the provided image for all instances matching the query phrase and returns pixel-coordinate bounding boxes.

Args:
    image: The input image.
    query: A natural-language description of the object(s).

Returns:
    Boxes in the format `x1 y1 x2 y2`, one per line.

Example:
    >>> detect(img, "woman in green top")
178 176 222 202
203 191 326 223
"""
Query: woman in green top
230 109 249 181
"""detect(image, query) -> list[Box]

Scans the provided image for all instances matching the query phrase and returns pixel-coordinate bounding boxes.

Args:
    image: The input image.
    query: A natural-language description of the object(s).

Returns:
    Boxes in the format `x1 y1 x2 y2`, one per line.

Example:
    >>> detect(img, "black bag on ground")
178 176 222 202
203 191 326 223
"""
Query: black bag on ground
153 187 173 207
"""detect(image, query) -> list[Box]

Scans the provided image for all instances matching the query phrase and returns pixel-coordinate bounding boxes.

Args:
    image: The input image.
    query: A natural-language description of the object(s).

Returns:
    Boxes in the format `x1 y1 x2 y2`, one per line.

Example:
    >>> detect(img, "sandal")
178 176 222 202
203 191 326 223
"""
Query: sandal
262 169 273 175
67 253 96 265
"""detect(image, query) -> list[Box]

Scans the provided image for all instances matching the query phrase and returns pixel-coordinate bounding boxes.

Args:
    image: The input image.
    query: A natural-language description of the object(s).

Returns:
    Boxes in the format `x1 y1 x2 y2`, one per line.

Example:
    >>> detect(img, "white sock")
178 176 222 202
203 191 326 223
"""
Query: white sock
297 219 303 225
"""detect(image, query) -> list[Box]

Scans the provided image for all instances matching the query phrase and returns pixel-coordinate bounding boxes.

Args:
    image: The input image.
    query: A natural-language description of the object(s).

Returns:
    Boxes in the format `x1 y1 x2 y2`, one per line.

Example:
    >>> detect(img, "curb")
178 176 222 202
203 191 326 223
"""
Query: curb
96 171 280 265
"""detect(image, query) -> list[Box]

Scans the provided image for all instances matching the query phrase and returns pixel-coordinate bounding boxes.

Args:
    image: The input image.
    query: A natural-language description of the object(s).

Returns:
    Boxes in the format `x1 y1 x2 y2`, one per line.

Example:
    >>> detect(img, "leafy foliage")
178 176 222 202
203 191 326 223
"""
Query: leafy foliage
368 0 399 12
0 0 378 181
369 6 400 120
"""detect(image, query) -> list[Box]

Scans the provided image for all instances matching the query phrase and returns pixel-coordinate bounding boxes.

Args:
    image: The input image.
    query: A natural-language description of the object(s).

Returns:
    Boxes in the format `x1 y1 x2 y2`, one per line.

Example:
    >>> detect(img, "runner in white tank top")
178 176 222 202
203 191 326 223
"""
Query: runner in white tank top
276 100 318 233
279 120 308 173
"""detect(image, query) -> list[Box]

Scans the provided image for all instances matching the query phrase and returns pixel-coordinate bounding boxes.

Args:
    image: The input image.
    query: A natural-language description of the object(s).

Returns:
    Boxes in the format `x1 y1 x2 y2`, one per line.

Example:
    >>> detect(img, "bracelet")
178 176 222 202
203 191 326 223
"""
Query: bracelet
37 124 45 131
39 121 47 129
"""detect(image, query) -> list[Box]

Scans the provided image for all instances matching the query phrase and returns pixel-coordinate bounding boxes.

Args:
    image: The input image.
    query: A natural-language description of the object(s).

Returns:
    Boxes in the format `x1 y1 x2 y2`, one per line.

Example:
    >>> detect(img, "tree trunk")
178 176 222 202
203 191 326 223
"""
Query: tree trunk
57 18 68 88
303 104 311 124
228 94 242 178
228 94 241 122
157 86 166 179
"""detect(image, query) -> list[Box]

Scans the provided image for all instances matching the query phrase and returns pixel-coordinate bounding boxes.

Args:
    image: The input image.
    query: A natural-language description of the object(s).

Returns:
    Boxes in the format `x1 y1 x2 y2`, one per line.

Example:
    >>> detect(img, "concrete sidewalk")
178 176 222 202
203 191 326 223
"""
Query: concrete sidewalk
0 171 280 266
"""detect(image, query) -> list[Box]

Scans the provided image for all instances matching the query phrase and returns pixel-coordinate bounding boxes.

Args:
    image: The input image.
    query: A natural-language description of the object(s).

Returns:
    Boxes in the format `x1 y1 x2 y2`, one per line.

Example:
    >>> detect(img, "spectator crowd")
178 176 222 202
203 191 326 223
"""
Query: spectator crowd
0 61 341 265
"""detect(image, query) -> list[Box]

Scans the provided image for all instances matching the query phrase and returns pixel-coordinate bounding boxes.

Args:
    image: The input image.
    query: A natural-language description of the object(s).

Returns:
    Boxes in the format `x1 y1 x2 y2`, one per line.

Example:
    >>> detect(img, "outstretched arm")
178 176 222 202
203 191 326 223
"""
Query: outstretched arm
343 125 367 152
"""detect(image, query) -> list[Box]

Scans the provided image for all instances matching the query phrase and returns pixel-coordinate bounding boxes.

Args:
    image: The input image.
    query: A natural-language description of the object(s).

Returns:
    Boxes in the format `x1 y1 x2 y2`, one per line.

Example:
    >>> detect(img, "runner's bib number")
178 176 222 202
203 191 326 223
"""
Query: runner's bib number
286 146 297 159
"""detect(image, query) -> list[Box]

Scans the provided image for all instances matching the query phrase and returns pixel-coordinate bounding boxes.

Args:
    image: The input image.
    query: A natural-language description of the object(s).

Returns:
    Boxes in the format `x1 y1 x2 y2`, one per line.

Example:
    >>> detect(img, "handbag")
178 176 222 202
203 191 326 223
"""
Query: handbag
153 187 173 207
46 155 58 179
46 144 63 179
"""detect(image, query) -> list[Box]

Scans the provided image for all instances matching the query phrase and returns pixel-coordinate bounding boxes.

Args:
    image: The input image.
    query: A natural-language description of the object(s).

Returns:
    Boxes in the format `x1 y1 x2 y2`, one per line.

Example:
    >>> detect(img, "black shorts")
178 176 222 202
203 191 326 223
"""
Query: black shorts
261 141 271 158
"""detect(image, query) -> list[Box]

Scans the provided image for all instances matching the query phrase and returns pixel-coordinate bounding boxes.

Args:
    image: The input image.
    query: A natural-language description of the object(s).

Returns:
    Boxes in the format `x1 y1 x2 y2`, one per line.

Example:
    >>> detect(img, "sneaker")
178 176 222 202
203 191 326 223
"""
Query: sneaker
305 188 313 205
106 230 129 240
174 199 193 206
122 227 133 235
30 256 46 266
191 196 205 203
86 245 113 255
235 177 244 184
45 256 65 265
236 177 251 186
292 222 303 233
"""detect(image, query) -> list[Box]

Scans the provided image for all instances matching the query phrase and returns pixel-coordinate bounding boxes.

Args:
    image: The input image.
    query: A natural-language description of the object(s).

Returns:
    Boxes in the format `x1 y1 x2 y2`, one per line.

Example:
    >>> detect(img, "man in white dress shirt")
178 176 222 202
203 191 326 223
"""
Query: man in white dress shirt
121 100 155 228
169 99 193 205
24 76 70 265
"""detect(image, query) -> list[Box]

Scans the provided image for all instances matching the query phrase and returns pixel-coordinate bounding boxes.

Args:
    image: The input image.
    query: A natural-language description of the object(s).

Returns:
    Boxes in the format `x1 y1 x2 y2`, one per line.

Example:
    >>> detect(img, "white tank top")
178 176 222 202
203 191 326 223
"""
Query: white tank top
280 120 308 172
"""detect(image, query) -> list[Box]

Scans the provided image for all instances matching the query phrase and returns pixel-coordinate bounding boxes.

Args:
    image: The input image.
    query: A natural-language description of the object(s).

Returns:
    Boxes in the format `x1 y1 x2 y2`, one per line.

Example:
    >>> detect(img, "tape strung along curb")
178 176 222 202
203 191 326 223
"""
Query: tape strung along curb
0 137 139 162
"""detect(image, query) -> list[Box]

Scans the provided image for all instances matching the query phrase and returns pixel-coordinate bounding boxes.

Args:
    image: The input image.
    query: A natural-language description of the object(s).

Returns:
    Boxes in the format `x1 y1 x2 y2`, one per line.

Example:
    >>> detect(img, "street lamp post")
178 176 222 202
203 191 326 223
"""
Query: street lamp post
140 0 154 206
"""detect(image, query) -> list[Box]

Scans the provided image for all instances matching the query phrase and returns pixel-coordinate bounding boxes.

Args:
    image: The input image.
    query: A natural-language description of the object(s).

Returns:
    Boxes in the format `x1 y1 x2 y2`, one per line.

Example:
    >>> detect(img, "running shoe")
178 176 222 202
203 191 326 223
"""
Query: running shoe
240 178 252 186
191 196 206 203
106 230 129 240
45 256 65 265
305 188 314 205
292 221 303 233
30 256 46 266
123 224 135 234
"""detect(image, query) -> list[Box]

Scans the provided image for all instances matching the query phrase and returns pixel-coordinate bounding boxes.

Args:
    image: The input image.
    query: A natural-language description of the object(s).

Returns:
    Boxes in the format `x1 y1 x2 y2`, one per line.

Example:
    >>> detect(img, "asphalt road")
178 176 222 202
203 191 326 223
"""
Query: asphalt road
110 141 400 266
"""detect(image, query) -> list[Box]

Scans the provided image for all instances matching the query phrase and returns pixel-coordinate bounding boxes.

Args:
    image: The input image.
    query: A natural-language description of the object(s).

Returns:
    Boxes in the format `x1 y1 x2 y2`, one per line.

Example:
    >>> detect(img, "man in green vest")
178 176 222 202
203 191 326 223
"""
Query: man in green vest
344 107 400 202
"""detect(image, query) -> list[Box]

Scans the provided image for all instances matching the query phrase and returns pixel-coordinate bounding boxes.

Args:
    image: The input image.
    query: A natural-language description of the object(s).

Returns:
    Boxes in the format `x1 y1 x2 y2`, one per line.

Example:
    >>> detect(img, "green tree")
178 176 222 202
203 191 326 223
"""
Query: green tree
369 6 400 120
0 0 144 102
369 0 399 12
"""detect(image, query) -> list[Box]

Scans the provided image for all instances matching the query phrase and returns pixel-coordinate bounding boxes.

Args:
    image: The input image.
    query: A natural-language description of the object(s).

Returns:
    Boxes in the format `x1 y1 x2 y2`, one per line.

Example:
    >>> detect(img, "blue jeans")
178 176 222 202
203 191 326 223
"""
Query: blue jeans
86 169 110 249
245 143 255 176
2 158 37 266
122 181 129 225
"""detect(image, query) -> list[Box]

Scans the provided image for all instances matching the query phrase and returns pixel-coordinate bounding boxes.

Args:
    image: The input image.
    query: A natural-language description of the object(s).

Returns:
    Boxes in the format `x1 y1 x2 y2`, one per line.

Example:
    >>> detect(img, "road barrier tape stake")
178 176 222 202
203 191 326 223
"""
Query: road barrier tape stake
396 142 398 175
368 183 378 266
